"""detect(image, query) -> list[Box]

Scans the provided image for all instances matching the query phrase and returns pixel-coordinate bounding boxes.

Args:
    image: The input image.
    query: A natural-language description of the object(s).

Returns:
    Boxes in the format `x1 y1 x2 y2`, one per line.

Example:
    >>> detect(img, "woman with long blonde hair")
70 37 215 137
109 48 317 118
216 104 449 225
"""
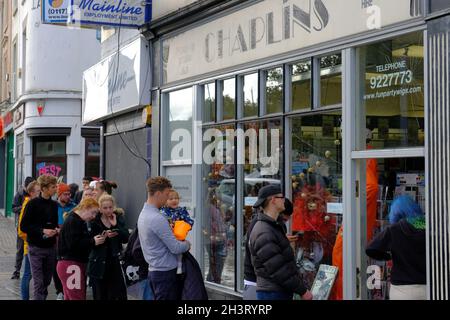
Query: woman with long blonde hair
88 194 129 300
56 198 106 300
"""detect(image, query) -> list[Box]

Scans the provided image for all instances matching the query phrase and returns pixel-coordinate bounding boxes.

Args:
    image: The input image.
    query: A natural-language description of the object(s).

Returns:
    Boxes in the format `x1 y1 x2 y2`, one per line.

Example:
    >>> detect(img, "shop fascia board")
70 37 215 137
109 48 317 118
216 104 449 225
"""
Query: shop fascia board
147 0 247 38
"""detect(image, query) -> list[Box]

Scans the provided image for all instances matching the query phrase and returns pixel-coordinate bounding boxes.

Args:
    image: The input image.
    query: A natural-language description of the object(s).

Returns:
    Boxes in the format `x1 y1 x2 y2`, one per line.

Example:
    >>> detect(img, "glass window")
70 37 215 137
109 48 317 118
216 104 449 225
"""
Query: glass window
359 157 426 300
33 137 67 182
290 113 342 294
429 0 450 12
202 125 236 288
222 78 236 121
265 67 283 114
357 32 424 150
85 137 100 178
320 54 342 107
241 119 283 288
203 82 216 123
165 88 193 161
243 73 258 118
291 60 312 111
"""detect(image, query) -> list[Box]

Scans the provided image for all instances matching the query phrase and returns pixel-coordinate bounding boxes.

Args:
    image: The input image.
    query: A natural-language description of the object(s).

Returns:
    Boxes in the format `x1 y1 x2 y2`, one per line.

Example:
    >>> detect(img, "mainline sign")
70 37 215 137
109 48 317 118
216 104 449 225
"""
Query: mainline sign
42 0 152 28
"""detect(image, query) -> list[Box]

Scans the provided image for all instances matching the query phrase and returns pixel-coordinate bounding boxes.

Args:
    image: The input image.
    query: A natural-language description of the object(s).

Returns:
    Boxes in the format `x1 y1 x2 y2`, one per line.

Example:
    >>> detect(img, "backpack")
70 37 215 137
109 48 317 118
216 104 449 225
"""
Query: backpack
121 227 149 287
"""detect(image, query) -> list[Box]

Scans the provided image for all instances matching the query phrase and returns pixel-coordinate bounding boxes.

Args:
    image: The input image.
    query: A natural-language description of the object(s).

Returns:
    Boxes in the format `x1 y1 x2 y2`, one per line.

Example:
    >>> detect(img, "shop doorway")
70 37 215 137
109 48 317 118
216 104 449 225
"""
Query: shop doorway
355 156 426 300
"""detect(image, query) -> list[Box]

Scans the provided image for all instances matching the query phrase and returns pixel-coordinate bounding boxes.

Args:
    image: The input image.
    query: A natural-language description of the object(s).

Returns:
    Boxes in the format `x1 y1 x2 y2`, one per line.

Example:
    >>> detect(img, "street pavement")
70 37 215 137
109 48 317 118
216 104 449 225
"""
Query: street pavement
0 213 32 300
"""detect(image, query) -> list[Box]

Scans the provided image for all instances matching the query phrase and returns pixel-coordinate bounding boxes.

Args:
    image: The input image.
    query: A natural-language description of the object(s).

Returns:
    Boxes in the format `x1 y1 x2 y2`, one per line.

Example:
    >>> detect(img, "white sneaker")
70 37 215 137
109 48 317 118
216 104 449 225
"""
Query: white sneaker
56 293 64 300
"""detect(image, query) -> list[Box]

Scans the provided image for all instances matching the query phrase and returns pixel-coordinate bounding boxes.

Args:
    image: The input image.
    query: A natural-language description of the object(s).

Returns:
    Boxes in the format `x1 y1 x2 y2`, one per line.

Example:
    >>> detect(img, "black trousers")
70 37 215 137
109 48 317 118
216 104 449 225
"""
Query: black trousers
149 268 184 300
14 236 24 273
91 258 127 300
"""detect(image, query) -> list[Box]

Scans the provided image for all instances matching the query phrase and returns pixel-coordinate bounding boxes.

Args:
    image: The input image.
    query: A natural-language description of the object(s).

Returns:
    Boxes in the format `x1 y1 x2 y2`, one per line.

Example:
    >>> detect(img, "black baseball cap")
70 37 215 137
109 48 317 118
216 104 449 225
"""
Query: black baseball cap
253 185 283 208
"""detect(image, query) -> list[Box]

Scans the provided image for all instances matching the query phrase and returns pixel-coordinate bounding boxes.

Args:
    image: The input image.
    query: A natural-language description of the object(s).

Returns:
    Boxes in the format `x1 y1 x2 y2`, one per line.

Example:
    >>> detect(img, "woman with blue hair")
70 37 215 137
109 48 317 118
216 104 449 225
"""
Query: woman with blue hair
366 195 426 300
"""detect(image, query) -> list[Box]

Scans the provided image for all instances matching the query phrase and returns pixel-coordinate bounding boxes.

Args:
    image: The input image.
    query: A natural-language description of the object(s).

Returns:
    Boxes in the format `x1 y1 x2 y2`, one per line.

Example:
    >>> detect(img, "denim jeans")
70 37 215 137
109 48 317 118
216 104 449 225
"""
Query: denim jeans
256 291 293 300
20 255 32 300
141 278 154 300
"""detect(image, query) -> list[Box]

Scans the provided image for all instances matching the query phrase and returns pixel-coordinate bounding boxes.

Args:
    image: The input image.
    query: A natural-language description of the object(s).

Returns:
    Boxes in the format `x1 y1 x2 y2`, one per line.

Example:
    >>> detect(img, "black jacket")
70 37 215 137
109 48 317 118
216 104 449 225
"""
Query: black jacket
249 212 307 296
244 213 287 283
181 252 208 300
20 195 59 248
366 219 426 285
12 189 26 217
87 210 129 279
58 212 95 263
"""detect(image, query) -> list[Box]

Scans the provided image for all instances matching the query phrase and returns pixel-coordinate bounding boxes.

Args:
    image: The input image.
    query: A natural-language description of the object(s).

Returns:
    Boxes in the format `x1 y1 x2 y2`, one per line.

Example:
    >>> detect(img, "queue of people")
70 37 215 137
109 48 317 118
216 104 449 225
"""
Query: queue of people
11 173 426 301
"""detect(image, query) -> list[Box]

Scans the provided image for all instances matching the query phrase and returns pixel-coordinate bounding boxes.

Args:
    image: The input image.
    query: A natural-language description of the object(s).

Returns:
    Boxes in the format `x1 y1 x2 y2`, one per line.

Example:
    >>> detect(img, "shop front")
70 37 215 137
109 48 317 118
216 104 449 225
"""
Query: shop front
152 0 448 299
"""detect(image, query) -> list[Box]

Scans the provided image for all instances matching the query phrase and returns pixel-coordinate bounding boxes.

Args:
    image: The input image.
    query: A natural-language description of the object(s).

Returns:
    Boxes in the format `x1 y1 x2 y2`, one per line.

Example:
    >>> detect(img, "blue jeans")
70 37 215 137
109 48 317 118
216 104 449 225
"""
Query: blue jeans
141 278 154 300
256 291 293 300
21 254 32 300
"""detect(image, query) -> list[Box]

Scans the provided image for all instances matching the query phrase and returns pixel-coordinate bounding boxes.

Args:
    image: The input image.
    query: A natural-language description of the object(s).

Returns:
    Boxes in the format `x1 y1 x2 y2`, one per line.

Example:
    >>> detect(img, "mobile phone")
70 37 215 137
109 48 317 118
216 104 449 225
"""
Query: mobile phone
110 228 119 233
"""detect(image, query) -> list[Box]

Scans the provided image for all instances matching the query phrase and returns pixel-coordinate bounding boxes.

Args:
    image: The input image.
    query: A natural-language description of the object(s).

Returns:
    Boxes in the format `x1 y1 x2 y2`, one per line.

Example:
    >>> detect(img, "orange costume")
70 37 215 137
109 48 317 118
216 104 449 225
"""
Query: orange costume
330 156 378 300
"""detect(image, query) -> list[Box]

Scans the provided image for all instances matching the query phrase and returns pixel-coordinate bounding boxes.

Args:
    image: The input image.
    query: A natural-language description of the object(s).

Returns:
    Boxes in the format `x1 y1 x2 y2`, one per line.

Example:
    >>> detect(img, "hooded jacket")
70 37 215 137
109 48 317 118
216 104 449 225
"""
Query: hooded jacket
249 212 307 296
366 219 426 285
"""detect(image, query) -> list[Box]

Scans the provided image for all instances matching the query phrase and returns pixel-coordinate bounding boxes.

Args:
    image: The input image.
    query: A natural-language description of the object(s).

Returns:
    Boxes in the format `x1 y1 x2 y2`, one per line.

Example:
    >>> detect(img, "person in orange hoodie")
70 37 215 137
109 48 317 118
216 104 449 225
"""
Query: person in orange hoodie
330 129 379 300
17 181 41 300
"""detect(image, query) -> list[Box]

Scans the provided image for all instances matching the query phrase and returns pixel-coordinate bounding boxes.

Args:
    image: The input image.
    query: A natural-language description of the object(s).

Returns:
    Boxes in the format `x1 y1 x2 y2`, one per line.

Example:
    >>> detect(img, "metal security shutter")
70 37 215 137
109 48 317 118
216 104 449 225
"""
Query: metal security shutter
427 15 450 300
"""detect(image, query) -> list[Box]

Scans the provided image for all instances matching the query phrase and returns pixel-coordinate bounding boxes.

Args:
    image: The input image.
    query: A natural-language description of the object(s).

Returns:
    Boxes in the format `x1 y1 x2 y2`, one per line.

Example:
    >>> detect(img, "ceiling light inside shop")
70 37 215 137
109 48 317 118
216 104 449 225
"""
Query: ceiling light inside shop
392 45 423 58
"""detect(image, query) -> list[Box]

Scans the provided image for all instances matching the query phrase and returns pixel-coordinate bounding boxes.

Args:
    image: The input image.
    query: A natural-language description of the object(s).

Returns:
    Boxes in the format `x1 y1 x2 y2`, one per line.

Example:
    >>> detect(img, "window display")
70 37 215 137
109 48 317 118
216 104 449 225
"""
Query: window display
33 137 67 182
290 113 342 291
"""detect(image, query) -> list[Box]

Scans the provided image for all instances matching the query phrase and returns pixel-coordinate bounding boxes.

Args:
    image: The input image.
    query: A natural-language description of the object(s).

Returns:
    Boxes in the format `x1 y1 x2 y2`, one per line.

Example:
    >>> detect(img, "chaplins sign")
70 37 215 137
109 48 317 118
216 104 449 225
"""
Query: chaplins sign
163 0 423 83
42 0 152 28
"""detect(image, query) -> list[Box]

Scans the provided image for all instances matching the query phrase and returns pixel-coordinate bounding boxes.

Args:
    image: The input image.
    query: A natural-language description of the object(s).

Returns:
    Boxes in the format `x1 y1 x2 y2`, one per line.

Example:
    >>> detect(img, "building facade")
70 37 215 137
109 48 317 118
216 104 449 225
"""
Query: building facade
1 0 101 217
80 0 450 300
145 0 450 300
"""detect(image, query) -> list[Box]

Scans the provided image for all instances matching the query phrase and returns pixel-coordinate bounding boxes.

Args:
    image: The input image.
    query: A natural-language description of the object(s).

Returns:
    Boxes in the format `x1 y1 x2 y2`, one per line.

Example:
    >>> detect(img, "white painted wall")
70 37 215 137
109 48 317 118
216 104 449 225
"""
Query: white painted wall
24 5 100 92
11 0 101 187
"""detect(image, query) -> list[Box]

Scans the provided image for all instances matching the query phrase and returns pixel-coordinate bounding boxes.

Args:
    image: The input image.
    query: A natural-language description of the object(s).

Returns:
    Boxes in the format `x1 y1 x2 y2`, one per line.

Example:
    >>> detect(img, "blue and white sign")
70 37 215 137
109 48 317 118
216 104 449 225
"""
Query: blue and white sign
42 0 152 28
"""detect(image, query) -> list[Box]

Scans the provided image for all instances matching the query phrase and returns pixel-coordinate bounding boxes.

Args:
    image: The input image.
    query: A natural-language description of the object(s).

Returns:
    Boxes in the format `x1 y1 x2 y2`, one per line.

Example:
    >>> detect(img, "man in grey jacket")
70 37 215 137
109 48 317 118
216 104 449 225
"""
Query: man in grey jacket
138 176 191 300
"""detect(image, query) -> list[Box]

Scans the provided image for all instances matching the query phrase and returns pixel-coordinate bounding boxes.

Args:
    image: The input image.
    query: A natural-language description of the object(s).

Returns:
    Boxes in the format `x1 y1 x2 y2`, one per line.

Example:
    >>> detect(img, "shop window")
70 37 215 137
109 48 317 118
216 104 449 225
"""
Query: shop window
243 73 258 118
265 67 283 114
203 82 216 123
222 78 236 121
359 157 426 300
291 59 312 111
33 137 67 182
320 54 342 107
202 124 236 289
85 137 100 178
290 112 342 297
241 119 283 287
164 88 193 161
357 32 424 150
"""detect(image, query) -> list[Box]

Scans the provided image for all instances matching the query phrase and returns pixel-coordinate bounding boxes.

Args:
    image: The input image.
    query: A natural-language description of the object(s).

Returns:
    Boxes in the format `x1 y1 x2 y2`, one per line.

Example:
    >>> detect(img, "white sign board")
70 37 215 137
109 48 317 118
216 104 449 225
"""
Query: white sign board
82 37 150 124
42 0 151 28
163 0 421 83
152 0 199 20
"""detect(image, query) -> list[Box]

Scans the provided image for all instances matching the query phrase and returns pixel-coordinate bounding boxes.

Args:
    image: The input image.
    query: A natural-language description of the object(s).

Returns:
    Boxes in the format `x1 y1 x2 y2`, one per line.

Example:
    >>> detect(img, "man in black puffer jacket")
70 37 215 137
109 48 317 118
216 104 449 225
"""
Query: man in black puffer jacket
249 185 313 300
